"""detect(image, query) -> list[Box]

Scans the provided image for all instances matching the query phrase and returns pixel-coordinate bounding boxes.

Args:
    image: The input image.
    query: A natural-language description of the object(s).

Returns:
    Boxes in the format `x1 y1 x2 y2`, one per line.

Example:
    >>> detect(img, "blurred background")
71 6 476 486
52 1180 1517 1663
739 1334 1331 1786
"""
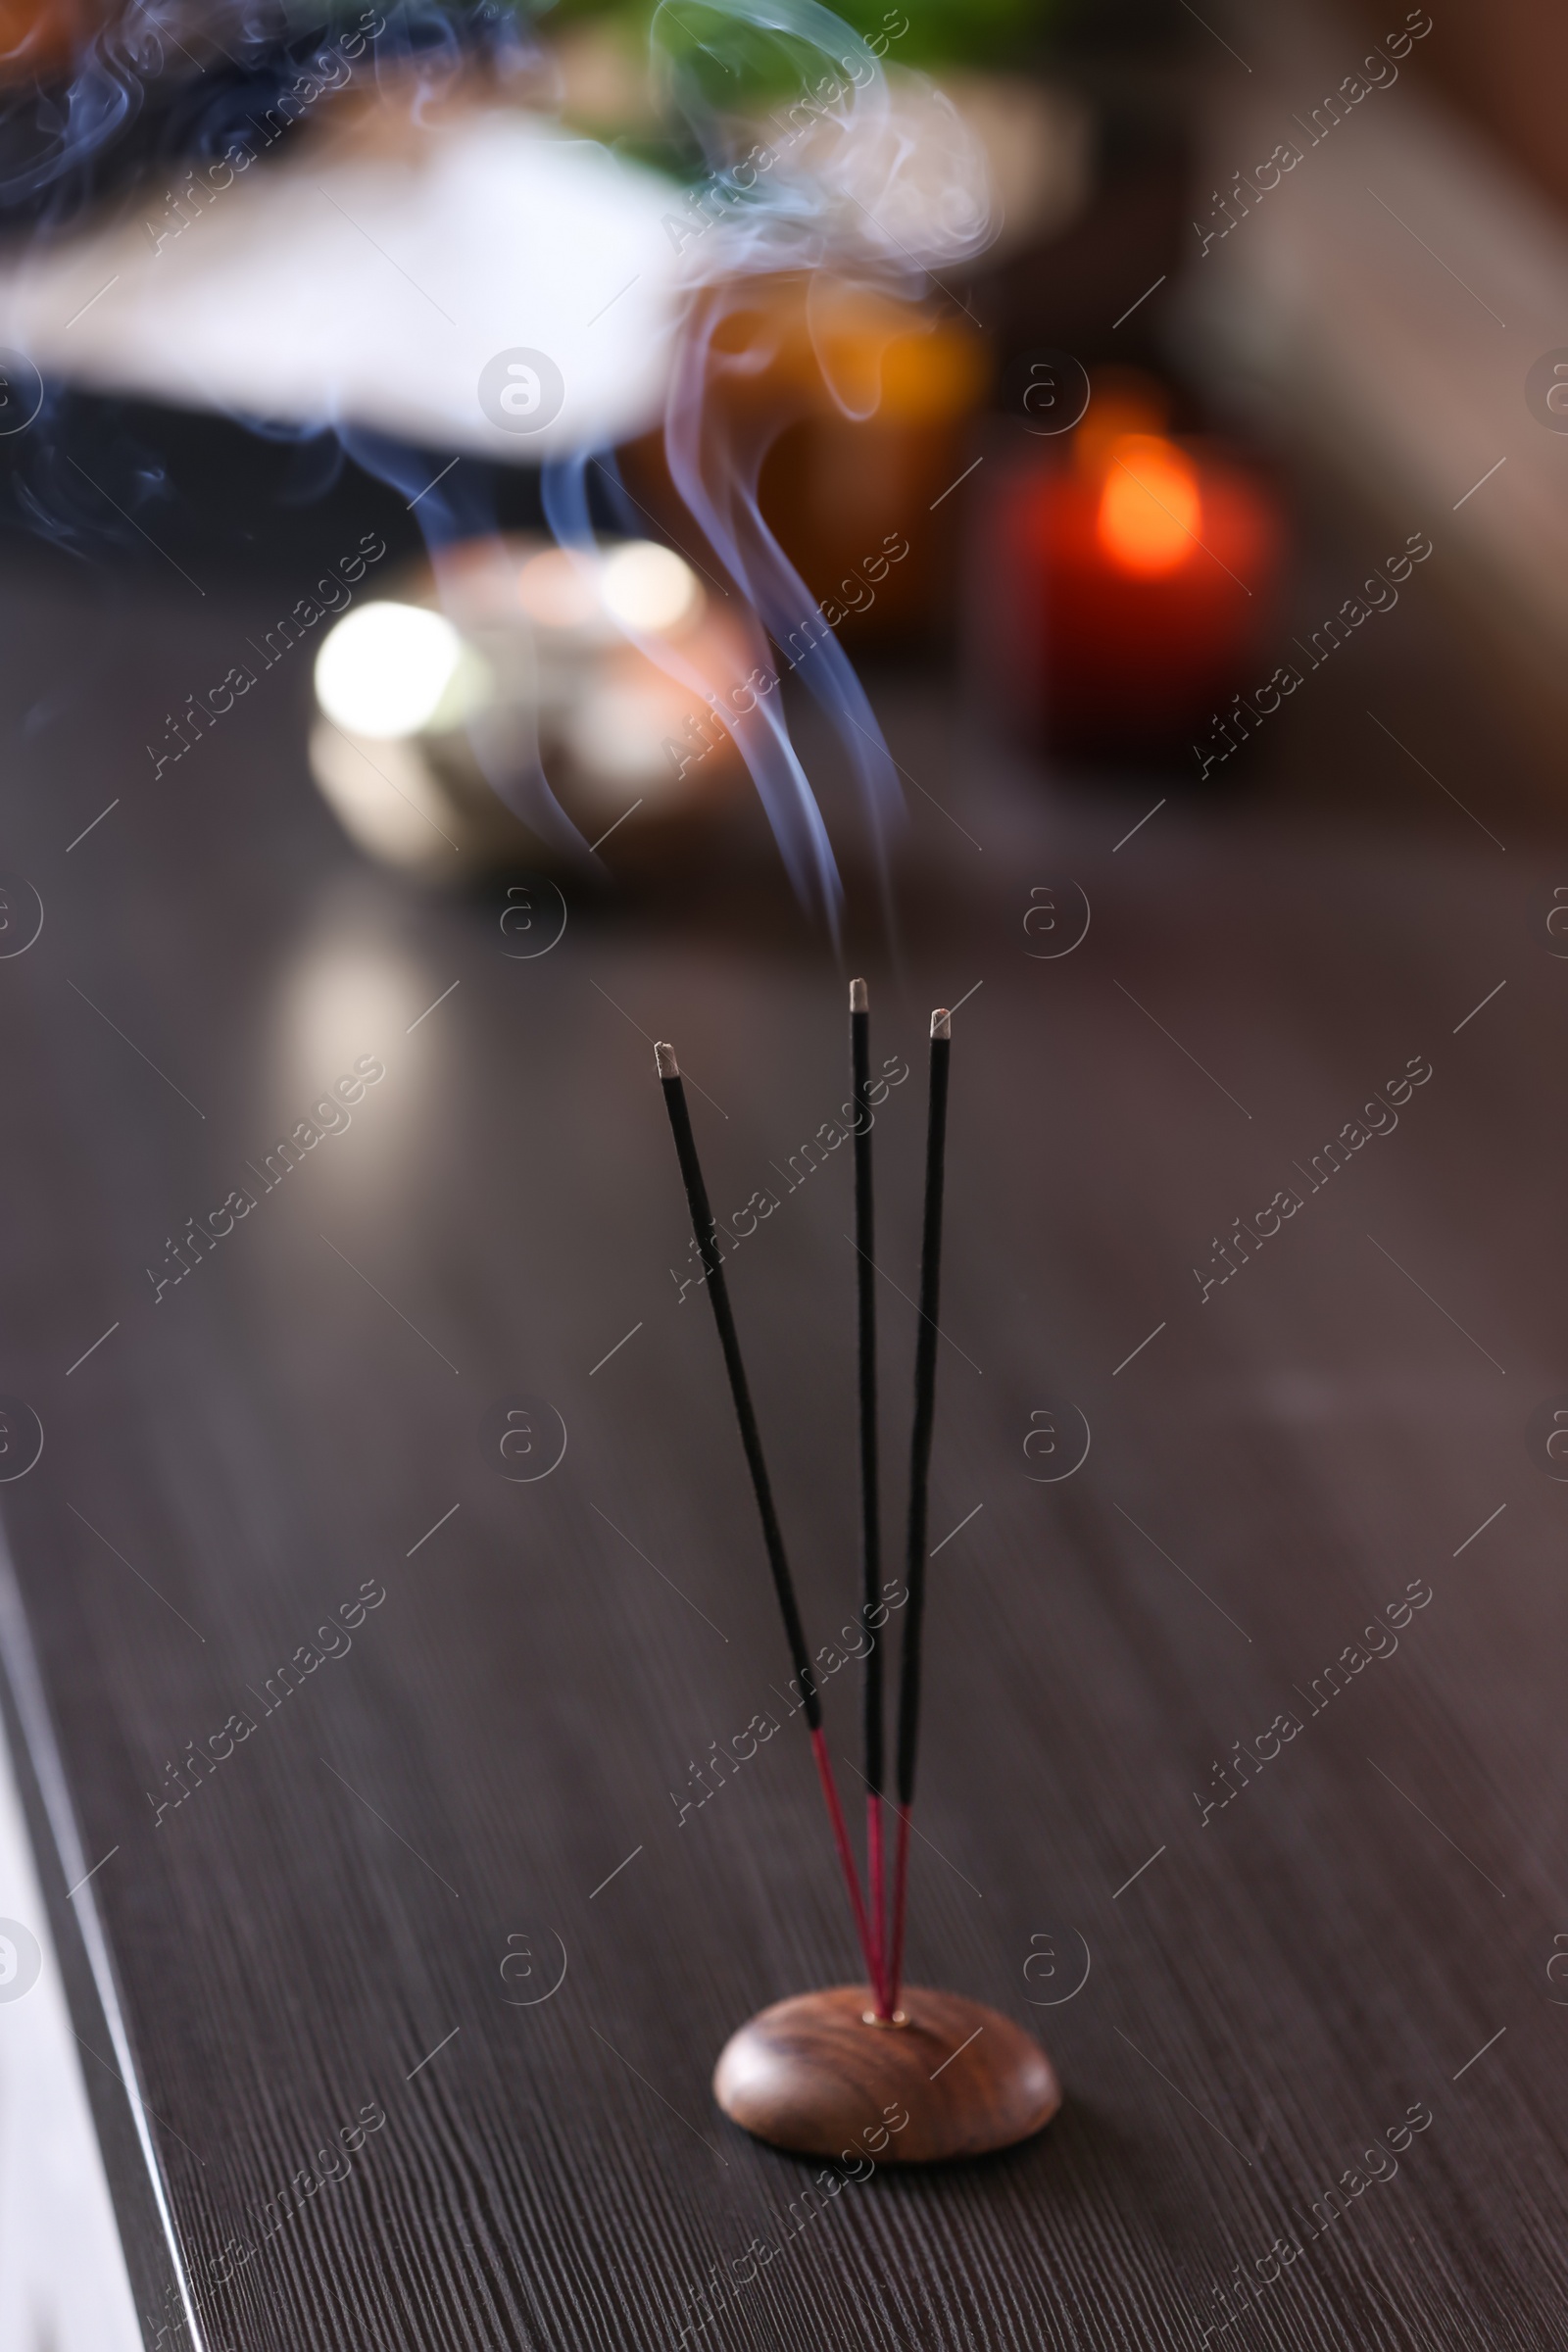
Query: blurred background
0 0 1558 914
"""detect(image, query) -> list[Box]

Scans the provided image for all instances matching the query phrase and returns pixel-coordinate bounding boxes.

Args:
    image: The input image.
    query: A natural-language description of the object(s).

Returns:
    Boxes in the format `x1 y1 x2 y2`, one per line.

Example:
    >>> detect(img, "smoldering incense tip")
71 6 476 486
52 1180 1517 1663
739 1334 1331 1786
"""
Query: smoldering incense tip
850 977 868 1013
930 1008 951 1041
655 1041 679 1080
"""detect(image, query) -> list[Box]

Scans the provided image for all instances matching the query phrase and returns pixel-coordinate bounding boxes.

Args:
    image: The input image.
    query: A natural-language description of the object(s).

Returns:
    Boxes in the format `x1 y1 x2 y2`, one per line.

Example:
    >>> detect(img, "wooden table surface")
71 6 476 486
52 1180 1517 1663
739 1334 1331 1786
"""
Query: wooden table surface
0 539 1565 2352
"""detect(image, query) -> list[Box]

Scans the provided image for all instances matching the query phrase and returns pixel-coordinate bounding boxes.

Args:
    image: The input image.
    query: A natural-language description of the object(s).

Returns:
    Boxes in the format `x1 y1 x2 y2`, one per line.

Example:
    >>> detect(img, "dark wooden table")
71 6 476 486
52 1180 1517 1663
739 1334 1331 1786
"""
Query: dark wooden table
1 531 1565 2352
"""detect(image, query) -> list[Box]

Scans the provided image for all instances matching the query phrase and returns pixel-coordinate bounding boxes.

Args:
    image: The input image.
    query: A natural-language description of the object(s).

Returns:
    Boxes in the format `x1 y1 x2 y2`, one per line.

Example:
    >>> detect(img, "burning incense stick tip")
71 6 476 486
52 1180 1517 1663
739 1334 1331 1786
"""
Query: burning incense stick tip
931 1008 951 1041
850 977 869 1013
654 1041 679 1080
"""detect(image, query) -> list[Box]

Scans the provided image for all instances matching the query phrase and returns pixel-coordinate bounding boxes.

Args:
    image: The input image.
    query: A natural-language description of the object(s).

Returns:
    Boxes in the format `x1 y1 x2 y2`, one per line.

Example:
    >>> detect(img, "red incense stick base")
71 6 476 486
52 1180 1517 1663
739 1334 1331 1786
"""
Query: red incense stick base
712 1985 1060 2164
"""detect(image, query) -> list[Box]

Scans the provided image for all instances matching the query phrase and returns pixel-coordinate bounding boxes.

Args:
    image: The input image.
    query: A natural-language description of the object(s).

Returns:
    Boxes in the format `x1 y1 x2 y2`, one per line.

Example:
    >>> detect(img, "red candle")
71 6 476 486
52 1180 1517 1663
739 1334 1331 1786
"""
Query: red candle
985 396 1285 763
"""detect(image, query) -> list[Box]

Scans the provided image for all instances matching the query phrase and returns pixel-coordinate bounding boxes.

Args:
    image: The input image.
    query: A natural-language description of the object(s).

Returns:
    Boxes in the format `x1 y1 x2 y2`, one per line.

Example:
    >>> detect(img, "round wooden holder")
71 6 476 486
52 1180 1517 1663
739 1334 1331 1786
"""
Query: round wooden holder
713 1984 1061 2164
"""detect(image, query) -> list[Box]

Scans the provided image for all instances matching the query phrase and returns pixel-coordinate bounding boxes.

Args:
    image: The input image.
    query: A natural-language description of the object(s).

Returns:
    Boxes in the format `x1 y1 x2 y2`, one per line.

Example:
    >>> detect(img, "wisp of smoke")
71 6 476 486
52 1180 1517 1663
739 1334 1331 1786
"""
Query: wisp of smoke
540 0 995 925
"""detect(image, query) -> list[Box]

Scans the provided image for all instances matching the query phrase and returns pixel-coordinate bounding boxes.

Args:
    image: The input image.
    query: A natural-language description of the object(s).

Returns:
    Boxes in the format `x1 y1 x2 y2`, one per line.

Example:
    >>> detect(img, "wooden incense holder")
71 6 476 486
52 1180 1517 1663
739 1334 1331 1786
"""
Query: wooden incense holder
713 1985 1060 2163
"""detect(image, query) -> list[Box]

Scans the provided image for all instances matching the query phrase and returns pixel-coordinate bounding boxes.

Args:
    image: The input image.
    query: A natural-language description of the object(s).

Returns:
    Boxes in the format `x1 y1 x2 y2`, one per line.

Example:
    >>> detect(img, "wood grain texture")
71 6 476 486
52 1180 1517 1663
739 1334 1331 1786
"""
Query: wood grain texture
0 533 1562 2352
712 1985 1061 2161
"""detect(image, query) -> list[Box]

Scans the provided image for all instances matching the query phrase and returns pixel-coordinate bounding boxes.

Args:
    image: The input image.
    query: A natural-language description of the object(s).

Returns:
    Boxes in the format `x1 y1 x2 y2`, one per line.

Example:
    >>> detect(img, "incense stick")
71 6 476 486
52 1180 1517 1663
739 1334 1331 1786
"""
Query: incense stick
850 979 890 2015
655 1041 883 2002
888 1007 952 2018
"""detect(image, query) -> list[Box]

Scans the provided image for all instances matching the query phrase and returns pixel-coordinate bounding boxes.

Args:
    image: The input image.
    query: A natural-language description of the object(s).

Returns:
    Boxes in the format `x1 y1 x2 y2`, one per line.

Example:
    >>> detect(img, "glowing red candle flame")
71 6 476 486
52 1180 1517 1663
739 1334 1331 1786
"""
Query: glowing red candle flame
1095 433 1201 577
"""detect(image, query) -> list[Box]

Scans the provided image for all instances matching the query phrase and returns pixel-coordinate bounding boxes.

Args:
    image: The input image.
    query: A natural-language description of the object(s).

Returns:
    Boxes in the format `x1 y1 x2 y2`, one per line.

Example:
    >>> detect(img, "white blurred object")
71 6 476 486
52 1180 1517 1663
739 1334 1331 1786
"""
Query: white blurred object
0 1686 141 2349
0 108 684 457
599 539 702 634
316 603 481 737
